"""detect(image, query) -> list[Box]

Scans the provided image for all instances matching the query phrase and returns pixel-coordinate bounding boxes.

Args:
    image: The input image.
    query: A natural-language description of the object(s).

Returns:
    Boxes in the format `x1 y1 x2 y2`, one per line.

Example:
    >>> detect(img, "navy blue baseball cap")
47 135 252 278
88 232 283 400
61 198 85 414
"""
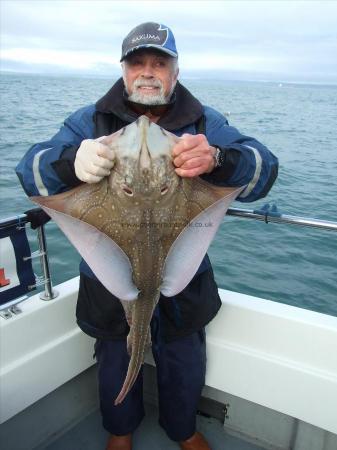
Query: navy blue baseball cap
120 22 178 61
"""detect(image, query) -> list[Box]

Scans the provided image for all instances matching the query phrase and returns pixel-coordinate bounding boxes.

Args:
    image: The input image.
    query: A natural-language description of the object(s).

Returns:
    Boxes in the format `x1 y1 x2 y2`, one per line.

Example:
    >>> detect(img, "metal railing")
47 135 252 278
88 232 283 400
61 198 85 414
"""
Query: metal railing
227 204 337 232
0 210 58 311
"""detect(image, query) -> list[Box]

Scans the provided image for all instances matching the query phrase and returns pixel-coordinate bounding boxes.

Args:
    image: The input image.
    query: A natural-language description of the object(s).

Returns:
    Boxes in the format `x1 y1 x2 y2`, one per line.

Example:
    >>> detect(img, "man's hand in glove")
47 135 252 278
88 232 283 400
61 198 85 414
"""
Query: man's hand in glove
74 137 115 184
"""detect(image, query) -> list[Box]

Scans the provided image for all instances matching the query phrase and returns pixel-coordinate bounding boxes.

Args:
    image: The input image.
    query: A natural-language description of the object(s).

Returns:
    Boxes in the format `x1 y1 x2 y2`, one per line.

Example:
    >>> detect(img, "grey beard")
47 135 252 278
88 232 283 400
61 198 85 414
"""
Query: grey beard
128 89 167 105
125 77 175 105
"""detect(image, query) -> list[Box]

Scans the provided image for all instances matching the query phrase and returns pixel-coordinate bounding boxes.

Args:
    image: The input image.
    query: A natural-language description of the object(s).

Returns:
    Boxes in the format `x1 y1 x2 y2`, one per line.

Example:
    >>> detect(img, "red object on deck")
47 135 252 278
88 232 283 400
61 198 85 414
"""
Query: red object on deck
0 268 10 287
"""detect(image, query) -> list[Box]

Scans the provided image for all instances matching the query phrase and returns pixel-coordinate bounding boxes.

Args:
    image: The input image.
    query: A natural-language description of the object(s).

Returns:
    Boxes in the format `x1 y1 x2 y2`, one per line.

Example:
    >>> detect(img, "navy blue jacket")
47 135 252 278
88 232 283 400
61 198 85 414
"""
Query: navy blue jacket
16 79 278 341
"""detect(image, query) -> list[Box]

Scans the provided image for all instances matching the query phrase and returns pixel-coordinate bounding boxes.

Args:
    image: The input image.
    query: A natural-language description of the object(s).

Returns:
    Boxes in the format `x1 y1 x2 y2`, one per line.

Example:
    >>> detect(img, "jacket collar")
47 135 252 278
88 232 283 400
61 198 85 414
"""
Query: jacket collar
95 78 203 131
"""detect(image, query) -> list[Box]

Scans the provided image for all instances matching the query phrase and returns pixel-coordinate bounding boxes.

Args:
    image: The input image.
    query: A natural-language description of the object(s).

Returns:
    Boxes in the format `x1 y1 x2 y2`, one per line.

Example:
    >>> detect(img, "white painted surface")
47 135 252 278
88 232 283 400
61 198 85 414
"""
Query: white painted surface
1 280 337 436
205 290 337 435
0 277 95 423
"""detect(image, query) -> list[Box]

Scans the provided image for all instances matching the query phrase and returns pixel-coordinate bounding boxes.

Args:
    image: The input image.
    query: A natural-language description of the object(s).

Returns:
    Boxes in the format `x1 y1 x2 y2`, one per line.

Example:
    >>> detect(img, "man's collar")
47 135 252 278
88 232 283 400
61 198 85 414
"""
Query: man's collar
95 78 204 131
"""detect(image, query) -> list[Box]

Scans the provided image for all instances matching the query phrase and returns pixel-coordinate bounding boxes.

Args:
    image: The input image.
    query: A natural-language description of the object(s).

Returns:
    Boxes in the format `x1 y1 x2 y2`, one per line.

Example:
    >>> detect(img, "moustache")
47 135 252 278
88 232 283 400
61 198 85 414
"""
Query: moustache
133 79 163 89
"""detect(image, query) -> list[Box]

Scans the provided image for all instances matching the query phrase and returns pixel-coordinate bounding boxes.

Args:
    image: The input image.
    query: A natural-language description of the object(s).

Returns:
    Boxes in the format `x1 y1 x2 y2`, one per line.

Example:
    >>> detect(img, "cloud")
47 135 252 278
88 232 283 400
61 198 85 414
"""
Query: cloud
1 0 337 82
1 48 119 71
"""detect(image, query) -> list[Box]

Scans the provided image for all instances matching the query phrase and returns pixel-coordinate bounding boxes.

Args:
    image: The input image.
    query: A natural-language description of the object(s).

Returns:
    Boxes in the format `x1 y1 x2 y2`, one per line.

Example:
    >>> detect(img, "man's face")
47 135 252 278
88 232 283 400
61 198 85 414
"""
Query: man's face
122 49 179 105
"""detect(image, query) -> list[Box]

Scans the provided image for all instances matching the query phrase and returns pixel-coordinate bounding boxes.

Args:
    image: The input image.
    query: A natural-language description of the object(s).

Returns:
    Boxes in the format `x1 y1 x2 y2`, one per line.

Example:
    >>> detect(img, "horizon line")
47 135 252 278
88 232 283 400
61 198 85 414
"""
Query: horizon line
1 69 337 87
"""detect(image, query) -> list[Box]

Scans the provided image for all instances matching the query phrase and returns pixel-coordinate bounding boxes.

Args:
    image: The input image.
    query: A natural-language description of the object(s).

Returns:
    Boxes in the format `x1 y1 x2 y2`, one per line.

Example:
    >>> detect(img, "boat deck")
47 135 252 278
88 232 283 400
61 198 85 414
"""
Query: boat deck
38 402 266 450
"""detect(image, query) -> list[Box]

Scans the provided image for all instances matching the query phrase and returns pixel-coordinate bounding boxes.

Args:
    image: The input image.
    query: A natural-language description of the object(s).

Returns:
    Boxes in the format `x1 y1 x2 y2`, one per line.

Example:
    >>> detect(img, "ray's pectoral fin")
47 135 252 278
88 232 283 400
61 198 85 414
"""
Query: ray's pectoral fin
31 193 139 302
160 185 244 297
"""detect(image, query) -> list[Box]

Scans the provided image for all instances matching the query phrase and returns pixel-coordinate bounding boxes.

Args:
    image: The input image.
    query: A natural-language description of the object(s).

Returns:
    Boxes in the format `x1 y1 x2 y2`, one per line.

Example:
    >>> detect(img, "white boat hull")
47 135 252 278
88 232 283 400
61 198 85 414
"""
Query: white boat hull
1 277 337 447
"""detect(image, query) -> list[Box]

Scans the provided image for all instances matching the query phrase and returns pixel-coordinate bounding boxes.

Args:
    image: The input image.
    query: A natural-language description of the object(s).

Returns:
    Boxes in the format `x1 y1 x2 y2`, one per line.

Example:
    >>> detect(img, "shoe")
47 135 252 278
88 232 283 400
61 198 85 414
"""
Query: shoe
179 431 211 450
105 433 132 450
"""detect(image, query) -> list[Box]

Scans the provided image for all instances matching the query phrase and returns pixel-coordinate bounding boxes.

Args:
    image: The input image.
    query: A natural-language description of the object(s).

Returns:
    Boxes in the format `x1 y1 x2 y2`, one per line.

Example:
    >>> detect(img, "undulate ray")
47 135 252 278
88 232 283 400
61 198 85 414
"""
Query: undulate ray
32 116 243 405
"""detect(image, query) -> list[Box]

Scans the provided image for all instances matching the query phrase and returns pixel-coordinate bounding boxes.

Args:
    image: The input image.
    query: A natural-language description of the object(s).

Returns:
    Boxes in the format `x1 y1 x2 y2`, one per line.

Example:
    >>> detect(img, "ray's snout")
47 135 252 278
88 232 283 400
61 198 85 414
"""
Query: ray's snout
136 115 151 126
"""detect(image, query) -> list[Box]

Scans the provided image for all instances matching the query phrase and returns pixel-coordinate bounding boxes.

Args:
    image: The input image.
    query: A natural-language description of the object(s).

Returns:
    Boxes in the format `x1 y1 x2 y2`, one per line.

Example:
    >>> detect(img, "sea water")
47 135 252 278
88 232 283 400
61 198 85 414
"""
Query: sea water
0 72 336 316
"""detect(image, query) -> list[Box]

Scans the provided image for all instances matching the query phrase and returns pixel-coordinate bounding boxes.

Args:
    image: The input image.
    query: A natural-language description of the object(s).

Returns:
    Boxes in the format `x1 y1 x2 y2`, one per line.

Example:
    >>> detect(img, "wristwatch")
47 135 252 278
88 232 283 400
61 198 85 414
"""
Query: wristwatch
213 146 223 168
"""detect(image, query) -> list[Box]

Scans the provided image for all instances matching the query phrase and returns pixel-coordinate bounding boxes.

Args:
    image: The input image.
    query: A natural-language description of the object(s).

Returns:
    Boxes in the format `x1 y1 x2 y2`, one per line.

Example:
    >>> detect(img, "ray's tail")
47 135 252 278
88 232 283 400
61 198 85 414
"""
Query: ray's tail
114 292 157 405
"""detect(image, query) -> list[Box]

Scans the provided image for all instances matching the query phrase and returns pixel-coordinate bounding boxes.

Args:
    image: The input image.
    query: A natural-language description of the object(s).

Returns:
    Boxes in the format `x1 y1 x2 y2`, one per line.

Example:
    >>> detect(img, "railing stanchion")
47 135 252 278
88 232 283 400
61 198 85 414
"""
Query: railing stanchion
36 224 58 300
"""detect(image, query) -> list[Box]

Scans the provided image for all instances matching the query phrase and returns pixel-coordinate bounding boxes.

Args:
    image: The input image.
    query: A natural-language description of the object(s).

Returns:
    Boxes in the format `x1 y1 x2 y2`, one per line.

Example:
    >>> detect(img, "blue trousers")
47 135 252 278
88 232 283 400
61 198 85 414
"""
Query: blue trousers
94 311 206 442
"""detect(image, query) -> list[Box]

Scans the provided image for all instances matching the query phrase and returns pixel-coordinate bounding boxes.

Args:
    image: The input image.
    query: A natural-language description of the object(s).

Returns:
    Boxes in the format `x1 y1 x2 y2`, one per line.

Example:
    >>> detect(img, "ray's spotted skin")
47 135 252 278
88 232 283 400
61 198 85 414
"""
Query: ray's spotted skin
32 116 242 405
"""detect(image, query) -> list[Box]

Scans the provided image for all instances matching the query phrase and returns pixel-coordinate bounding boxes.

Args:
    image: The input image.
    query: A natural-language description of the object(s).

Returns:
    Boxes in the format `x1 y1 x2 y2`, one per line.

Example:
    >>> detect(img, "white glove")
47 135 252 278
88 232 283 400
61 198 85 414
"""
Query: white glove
74 137 115 184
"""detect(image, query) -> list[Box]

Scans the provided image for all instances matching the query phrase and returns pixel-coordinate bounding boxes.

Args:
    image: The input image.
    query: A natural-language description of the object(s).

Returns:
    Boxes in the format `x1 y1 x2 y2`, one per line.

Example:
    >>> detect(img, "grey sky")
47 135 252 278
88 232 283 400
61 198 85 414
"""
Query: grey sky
1 0 337 82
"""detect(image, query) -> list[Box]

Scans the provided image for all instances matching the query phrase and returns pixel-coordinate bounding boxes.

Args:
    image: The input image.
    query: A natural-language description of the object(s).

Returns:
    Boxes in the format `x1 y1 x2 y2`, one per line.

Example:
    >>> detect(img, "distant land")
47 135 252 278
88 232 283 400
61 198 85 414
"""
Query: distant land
1 65 336 87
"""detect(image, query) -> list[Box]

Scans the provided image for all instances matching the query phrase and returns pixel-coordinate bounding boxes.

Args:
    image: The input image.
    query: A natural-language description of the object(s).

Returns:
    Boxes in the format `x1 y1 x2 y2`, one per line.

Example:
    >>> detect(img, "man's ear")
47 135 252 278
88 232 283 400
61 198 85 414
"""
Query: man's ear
174 66 179 82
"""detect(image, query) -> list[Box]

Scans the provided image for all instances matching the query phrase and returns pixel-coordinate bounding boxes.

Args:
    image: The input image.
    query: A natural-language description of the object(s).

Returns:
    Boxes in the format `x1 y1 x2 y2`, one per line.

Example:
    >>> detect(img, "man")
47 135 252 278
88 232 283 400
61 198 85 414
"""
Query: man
16 22 278 450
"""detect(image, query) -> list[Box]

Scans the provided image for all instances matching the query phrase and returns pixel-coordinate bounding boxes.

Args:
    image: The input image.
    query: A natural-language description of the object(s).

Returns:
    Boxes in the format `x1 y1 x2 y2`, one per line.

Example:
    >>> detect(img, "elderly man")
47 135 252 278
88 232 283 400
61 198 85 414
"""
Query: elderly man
16 22 278 450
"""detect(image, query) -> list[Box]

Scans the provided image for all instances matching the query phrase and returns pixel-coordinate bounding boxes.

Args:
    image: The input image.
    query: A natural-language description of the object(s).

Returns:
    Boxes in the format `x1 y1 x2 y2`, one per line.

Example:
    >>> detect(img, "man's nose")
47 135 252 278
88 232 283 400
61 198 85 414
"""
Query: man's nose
141 62 155 78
